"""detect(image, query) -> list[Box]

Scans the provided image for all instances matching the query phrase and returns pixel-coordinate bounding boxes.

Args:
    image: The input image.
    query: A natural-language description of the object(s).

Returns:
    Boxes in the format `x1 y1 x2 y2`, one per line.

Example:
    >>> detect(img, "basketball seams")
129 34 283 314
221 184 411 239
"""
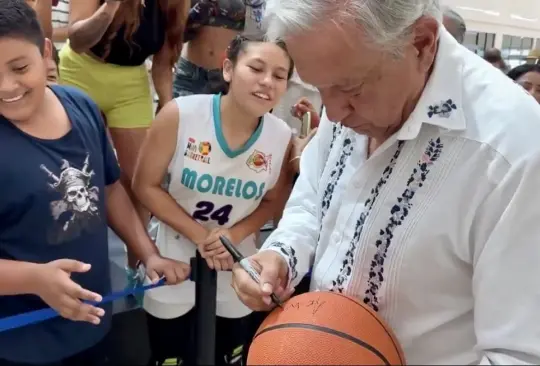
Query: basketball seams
333 292 406 365
253 323 390 366
252 292 406 365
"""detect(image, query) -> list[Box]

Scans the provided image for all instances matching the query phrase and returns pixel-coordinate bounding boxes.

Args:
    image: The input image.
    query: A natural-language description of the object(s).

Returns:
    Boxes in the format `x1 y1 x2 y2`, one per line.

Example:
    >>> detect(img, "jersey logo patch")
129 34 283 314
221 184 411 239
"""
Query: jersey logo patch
246 150 271 173
185 137 211 164
199 141 212 156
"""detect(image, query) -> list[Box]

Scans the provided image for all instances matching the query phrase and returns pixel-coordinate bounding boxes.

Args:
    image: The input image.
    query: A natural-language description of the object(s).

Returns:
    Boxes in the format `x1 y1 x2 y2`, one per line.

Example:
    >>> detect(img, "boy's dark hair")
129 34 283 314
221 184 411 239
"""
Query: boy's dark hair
214 34 295 95
0 0 45 53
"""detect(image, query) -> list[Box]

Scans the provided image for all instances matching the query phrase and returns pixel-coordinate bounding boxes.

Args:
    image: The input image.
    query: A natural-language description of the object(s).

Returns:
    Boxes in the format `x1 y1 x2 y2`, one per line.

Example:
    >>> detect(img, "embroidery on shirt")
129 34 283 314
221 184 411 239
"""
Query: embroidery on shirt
328 123 342 152
321 134 352 223
427 99 457 118
266 241 298 282
331 141 405 293
363 137 444 311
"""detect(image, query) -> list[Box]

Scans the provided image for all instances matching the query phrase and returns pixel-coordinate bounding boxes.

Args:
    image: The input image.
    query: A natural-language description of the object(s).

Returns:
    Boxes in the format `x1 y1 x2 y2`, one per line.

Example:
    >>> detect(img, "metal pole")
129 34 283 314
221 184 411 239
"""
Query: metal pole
192 252 217 365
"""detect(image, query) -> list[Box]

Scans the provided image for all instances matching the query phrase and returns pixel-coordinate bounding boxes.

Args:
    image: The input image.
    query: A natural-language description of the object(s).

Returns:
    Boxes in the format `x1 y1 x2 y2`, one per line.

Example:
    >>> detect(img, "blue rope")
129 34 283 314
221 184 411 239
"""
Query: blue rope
0 278 166 333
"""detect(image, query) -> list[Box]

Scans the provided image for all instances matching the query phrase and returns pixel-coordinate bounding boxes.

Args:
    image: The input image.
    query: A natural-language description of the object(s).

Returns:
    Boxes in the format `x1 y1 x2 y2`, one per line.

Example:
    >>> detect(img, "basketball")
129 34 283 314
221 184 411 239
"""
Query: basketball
247 291 405 365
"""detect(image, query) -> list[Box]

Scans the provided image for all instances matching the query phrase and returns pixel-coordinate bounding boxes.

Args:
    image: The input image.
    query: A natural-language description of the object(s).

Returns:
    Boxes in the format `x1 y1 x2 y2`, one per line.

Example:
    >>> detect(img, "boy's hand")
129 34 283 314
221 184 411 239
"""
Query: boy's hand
32 259 105 325
144 254 191 285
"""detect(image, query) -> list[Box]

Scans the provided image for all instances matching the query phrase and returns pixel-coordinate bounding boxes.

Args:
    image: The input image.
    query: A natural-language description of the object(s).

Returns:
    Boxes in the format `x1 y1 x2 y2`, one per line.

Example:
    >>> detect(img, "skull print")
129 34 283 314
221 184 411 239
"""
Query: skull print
41 153 100 239
66 185 90 212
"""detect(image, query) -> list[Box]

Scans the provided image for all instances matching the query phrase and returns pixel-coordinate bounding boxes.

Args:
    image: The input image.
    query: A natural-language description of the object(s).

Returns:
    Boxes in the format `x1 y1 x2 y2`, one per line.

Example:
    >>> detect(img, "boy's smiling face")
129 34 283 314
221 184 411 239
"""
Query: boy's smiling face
0 37 51 122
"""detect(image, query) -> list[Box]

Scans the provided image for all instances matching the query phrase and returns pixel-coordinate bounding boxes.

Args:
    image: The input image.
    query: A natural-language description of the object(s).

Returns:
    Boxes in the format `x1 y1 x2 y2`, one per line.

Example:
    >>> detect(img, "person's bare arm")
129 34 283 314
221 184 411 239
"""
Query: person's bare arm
152 0 190 110
52 26 69 43
68 0 121 53
106 181 159 264
151 45 174 110
34 0 53 39
132 101 209 244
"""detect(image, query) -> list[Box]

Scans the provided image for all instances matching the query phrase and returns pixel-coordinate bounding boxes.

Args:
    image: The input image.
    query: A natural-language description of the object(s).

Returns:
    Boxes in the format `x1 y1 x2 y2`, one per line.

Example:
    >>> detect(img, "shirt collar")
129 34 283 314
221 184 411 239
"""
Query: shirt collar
397 27 467 141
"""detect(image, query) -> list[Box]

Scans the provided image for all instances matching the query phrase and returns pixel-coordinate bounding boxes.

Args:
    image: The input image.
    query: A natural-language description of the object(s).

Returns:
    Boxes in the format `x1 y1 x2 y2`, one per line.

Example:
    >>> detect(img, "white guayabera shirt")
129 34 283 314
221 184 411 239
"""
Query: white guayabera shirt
261 28 540 364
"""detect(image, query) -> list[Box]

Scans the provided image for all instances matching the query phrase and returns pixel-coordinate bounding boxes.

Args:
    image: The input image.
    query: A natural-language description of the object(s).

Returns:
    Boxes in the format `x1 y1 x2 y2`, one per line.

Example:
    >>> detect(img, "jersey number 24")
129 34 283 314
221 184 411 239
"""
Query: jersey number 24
192 201 233 226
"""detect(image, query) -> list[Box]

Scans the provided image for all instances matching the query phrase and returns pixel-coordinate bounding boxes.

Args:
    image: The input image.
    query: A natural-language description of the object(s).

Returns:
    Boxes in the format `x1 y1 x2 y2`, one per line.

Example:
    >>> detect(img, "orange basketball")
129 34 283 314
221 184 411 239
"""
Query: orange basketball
247 291 405 365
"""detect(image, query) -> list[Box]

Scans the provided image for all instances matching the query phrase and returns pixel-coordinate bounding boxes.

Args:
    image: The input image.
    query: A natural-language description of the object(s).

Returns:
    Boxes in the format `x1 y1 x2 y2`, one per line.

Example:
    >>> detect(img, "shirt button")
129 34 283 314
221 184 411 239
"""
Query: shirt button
332 232 341 243
354 181 363 189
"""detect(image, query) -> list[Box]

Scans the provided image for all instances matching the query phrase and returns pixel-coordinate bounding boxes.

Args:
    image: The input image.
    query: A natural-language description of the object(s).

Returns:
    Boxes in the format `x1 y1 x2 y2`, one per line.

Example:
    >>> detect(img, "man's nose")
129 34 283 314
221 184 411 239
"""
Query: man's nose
319 89 352 122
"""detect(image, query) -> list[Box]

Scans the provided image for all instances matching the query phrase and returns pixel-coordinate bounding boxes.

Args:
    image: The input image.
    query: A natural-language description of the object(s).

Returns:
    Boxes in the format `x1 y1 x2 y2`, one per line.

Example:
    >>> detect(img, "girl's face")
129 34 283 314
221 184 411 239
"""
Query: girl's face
516 71 540 104
223 42 291 117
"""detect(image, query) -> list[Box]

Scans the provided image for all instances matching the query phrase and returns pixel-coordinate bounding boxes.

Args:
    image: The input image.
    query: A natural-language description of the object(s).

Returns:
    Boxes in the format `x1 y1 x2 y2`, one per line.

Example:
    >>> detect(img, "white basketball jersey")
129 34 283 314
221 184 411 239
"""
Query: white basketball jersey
144 94 291 319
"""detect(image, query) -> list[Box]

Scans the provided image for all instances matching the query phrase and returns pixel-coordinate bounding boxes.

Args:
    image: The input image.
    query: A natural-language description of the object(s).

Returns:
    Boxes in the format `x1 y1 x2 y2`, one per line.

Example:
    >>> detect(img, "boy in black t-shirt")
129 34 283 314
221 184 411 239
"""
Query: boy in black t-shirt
0 1 190 365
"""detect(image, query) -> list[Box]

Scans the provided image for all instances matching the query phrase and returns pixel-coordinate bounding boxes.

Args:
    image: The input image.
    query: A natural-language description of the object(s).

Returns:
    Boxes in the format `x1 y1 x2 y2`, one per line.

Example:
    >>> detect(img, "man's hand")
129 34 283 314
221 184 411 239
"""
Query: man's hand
33 259 105 324
231 250 294 311
198 228 235 271
145 254 191 285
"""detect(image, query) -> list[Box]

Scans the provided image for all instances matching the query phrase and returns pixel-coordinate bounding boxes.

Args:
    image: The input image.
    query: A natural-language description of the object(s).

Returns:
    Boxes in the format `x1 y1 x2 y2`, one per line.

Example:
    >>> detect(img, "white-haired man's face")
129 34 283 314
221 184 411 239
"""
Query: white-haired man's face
282 17 440 140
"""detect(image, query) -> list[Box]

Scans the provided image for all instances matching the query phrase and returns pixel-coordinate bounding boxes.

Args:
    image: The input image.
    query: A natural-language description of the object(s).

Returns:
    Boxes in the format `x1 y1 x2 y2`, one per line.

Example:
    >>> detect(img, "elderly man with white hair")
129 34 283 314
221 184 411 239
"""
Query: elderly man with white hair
232 0 540 364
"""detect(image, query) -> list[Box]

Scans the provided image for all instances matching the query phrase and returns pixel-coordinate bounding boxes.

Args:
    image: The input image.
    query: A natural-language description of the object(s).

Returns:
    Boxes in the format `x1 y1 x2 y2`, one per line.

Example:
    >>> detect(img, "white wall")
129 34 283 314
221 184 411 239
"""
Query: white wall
443 0 540 48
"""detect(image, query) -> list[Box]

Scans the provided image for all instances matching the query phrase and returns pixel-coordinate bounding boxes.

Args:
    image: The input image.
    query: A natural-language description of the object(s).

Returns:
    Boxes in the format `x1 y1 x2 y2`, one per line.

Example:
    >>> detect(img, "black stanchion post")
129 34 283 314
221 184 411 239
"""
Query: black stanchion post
192 251 217 365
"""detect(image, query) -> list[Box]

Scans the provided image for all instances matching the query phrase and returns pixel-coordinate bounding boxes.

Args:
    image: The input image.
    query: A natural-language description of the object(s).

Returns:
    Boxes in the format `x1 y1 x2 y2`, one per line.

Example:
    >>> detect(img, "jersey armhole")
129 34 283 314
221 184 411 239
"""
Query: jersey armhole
168 98 185 175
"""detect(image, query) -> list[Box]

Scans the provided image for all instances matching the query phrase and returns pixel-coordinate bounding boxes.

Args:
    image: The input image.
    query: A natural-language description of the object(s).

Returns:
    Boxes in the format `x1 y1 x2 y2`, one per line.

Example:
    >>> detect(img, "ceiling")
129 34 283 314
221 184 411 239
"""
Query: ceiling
443 0 540 29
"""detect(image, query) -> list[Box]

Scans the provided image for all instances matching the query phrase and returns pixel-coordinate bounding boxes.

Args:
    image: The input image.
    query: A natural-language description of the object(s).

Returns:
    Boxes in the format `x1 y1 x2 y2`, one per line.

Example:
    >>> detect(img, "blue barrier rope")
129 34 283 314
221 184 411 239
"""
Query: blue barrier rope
0 278 166 333
0 266 314 334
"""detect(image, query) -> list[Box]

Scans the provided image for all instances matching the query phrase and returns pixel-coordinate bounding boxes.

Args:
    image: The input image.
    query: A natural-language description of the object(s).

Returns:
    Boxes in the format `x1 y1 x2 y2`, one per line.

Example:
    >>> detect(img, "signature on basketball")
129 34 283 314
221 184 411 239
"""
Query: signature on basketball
284 297 326 315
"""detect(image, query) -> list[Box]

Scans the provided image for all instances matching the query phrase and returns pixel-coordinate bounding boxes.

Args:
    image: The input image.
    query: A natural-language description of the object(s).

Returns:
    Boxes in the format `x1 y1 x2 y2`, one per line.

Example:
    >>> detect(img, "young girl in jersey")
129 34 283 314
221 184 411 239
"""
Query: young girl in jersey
133 34 295 366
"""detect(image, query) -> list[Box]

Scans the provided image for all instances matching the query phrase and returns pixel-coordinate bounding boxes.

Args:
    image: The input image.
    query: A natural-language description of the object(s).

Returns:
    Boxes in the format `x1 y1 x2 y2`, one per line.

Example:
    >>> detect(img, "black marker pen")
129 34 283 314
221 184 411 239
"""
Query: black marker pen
219 235 283 308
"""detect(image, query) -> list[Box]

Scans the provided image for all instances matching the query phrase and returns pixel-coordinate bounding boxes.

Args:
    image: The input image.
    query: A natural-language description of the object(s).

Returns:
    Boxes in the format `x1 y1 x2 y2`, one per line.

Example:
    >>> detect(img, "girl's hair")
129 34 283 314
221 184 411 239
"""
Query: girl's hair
215 34 295 95
102 0 187 67
507 64 540 81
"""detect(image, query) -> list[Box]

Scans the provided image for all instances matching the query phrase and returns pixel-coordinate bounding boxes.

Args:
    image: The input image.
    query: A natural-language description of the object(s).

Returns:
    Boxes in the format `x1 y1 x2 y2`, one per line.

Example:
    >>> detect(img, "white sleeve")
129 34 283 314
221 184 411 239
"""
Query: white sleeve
472 154 540 365
259 120 332 288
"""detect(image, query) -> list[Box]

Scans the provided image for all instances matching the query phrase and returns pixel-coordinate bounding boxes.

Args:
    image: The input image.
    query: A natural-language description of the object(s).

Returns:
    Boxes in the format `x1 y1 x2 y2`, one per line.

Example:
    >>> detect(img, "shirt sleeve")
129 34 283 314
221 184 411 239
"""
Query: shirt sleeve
98 120 121 186
472 153 540 365
259 119 332 288
83 96 120 186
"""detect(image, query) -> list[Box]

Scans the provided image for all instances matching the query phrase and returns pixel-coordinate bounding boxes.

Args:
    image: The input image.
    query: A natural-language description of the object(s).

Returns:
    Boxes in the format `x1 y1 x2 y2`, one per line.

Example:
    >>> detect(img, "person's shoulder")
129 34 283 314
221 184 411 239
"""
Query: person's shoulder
174 93 213 108
51 85 104 129
173 94 213 119
51 85 100 114
459 56 540 165
263 113 292 135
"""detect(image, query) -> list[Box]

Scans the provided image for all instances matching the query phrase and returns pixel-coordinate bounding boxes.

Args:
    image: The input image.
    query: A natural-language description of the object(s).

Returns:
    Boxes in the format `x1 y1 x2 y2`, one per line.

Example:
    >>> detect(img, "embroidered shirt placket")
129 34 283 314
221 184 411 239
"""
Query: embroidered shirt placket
363 138 444 311
330 141 405 293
